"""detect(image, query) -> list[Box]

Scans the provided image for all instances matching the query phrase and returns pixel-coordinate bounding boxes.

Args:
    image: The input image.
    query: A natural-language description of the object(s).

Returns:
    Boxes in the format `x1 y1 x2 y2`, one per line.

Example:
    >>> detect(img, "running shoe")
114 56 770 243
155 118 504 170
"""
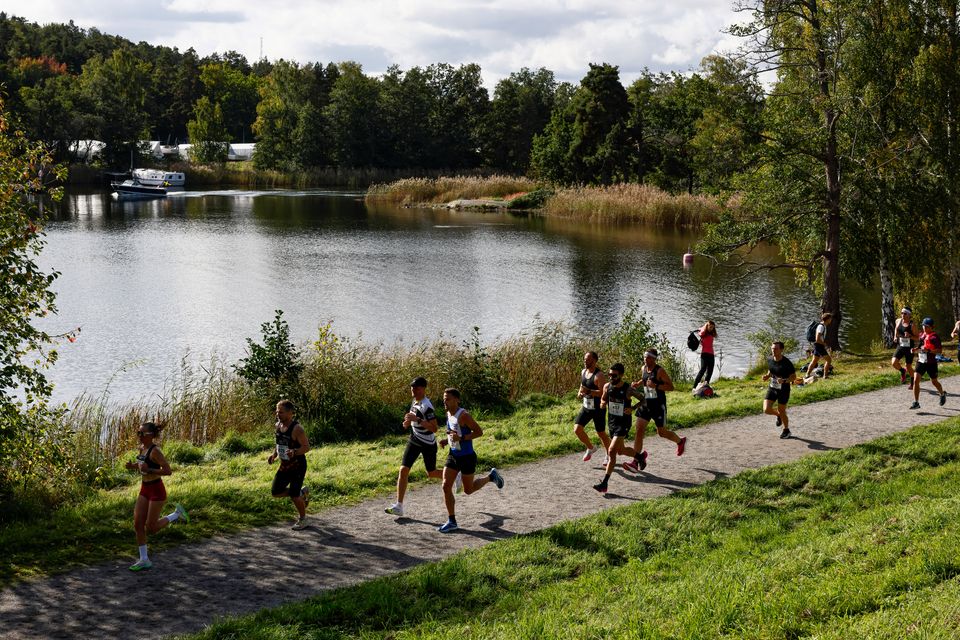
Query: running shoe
592 481 608 494
602 454 610 466
941 392 947 406
910 401 920 410
301 485 311 508
776 416 782 427
489 468 504 489
637 450 648 471
385 502 404 517
676 437 687 457
582 447 595 462
128 559 153 572
173 503 189 524
292 517 307 530
454 472 463 494
438 520 459 533
622 459 639 473
779 429 792 439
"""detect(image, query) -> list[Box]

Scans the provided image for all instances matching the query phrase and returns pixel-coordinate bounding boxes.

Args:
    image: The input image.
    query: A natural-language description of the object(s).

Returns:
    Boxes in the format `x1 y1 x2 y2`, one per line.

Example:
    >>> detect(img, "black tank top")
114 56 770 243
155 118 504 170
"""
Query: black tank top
137 445 161 472
641 365 666 405
275 421 305 461
606 381 633 424
581 368 600 410
897 321 914 347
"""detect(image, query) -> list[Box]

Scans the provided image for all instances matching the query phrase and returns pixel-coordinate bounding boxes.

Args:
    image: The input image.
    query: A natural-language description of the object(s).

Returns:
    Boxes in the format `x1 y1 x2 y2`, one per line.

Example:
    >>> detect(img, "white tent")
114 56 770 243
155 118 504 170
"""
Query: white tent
227 143 256 161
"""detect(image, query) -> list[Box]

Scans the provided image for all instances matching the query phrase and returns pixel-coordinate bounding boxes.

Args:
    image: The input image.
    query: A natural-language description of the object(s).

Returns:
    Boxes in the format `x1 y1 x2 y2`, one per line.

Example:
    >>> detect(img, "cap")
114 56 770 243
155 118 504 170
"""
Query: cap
410 376 428 388
922 317 934 326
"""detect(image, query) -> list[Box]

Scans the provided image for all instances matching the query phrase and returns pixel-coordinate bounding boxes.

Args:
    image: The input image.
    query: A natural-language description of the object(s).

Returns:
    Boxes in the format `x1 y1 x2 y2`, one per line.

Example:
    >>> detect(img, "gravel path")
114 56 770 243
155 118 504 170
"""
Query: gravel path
3 379 959 639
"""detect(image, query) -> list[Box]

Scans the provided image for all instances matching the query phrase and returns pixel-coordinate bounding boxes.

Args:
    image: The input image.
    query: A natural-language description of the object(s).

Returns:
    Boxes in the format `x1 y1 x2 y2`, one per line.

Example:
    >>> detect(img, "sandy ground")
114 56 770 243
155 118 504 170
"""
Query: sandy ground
2 377 958 639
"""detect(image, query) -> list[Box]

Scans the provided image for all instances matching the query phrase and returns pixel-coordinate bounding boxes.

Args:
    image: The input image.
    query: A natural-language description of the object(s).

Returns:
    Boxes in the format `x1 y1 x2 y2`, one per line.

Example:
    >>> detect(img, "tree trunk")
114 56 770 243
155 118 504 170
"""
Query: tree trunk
879 255 895 348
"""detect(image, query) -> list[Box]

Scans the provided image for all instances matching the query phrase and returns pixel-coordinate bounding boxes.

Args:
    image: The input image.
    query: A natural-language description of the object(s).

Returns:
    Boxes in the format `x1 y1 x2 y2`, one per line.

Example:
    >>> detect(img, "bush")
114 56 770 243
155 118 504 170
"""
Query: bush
604 298 691 384
163 440 205 464
507 188 554 210
746 304 801 374
234 310 304 403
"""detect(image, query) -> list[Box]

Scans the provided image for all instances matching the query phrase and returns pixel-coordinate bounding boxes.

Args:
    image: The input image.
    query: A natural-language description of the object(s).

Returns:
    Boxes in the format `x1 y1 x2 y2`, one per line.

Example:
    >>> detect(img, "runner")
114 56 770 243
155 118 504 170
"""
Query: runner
951 318 960 359
892 307 918 387
574 351 610 463
592 362 644 494
622 349 684 474
762 341 797 439
267 399 311 530
693 320 717 389
910 317 947 409
125 422 189 572
386 377 442 517
805 312 833 379
438 388 504 533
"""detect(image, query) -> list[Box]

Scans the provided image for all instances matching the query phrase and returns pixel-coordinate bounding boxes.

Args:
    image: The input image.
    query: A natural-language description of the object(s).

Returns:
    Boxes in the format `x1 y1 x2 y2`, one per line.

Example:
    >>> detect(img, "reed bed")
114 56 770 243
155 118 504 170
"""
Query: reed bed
365 175 539 205
543 183 722 227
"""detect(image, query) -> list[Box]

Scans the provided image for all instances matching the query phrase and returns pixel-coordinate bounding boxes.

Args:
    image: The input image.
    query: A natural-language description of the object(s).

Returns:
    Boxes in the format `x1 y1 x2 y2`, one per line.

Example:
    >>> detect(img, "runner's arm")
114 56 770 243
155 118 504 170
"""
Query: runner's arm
291 425 310 457
146 448 172 476
656 369 675 393
458 412 483 440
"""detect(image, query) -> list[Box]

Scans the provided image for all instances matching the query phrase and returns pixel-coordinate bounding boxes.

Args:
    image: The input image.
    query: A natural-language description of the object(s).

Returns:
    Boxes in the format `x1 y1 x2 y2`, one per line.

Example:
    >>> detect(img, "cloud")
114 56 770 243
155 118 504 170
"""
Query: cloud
4 0 741 86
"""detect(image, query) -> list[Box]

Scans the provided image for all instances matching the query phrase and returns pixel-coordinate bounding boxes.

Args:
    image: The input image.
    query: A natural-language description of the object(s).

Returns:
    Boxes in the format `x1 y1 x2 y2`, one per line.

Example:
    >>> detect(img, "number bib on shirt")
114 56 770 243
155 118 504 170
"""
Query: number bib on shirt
277 444 290 461
643 386 658 400
583 395 594 409
608 401 624 417
899 337 911 347
769 379 782 390
919 351 928 364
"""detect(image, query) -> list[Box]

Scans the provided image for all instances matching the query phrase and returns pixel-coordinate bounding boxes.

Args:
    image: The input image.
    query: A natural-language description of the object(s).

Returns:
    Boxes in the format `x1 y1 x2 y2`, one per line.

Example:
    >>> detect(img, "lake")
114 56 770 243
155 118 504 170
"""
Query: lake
36 188 881 404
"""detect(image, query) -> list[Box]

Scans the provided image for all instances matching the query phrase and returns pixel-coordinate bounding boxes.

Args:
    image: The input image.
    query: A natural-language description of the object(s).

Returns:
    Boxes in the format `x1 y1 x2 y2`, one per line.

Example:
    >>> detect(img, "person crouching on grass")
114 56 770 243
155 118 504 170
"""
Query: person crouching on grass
267 399 311 530
437 387 504 533
126 422 189 572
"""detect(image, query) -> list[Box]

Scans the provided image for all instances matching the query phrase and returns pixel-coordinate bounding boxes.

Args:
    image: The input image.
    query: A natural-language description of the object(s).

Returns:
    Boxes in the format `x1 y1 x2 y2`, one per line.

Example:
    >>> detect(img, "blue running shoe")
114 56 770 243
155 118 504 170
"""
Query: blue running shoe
489 468 504 489
438 520 459 533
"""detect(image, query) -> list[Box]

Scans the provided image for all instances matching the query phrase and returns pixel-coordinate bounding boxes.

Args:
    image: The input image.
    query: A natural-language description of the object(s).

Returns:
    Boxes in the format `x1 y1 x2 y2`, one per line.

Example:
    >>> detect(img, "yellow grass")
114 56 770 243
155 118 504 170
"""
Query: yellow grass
543 184 722 227
366 175 539 205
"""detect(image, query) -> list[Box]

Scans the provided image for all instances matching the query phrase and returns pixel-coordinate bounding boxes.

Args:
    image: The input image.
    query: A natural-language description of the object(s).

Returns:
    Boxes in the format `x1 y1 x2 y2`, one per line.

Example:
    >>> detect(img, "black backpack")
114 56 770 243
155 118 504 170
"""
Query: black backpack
687 330 701 351
805 320 819 343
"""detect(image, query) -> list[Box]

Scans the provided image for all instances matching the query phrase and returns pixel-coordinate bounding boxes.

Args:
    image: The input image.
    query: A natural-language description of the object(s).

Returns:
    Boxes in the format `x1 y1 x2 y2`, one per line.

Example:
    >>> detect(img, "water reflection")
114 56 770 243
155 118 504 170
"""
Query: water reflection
36 189 881 404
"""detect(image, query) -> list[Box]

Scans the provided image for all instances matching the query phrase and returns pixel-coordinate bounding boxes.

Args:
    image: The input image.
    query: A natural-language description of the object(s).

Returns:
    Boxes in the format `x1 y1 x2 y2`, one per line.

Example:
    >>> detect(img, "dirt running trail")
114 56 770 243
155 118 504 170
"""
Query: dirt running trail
3 379 959 639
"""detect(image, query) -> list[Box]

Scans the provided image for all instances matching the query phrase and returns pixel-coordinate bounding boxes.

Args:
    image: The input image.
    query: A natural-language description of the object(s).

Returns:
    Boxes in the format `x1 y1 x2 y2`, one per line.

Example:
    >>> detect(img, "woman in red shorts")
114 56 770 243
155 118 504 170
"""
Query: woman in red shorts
125 422 189 572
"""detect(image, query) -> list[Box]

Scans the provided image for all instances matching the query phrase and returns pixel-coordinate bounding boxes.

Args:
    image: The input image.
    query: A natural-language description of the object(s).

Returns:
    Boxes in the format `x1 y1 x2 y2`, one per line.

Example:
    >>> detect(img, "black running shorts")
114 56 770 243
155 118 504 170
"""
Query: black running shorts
272 457 307 497
764 384 791 405
401 438 438 471
635 402 666 428
575 407 606 432
608 417 631 438
894 346 914 363
916 360 939 379
444 452 477 476
813 343 829 357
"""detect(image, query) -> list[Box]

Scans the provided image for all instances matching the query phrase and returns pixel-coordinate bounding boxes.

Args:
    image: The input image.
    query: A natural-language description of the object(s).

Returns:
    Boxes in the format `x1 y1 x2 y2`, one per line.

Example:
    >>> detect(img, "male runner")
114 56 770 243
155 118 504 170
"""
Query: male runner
892 307 918 386
762 341 797 439
574 351 610 462
622 348 684 473
592 363 643 494
386 377 442 517
267 399 311 530
911 317 947 409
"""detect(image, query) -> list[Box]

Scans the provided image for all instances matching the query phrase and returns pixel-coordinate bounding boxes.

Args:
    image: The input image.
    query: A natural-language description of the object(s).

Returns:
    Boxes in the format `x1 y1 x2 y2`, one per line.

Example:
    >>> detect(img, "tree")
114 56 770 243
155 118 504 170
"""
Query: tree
187 96 229 163
197 62 260 142
482 67 557 173
701 0 853 349
325 61 381 168
0 98 66 496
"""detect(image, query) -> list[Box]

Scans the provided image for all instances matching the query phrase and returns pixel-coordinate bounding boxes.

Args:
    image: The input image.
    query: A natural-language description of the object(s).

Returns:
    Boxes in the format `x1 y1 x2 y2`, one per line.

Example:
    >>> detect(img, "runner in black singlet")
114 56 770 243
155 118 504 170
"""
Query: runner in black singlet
892 307 917 387
763 341 797 438
574 351 610 463
268 399 311 530
592 363 643 494
621 348 684 474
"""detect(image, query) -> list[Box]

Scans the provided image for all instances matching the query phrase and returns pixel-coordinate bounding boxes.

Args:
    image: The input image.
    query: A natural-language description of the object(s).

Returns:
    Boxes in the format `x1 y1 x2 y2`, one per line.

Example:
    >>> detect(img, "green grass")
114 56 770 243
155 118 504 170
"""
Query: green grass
1 352 954 589
188 419 960 639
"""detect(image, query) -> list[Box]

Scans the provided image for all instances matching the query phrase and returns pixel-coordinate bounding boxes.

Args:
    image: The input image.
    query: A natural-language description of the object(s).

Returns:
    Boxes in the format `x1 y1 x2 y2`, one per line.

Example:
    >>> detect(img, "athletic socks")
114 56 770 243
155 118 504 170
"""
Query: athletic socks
165 511 180 523
138 544 149 562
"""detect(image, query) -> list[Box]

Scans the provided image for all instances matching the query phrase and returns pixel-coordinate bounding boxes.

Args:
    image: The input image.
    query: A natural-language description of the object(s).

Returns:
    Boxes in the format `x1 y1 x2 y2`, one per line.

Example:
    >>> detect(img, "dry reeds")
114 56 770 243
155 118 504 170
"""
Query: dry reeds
366 175 539 205
543 184 722 227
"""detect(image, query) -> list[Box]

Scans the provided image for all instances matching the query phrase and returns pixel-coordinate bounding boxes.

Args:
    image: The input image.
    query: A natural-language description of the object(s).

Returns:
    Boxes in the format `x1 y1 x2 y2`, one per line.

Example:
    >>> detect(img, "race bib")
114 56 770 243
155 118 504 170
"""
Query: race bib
608 401 625 417
582 395 594 409
448 429 460 450
643 385 658 400
899 337 911 347
277 444 290 461
919 351 928 364
769 379 782 390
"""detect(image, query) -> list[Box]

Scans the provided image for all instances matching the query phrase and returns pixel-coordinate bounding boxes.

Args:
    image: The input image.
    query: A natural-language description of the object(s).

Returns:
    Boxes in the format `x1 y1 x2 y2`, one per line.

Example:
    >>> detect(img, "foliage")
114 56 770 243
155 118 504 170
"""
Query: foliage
186 96 229 163
745 303 802 373
0 98 70 510
605 298 691 383
233 310 303 402
506 187 553 210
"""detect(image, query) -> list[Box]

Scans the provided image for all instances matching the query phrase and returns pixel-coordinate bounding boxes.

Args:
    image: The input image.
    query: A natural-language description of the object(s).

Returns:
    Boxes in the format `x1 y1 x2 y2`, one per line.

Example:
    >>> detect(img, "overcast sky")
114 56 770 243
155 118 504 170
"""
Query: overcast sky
4 0 743 87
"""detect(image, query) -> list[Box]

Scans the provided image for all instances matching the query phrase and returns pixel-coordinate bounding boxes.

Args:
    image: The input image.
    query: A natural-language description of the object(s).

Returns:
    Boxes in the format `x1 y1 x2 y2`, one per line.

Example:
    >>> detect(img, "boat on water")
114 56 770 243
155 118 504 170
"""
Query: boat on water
111 179 167 200
131 168 186 187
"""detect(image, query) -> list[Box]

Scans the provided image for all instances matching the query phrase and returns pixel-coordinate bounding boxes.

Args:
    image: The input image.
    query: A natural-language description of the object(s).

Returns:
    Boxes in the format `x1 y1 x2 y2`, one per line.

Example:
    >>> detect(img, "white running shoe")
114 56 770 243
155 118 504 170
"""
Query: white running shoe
385 502 404 516
582 447 595 462
292 517 307 530
454 472 463 494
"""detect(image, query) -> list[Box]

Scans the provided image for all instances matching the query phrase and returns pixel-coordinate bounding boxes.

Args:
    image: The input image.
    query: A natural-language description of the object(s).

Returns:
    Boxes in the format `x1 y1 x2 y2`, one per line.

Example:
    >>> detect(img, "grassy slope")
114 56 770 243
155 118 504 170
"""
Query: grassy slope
190 420 960 639
1 352 954 588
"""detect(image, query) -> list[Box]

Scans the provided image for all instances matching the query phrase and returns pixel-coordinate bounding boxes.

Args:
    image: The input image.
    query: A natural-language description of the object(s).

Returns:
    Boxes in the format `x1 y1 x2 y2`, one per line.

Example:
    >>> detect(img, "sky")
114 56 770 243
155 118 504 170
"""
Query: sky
3 0 743 87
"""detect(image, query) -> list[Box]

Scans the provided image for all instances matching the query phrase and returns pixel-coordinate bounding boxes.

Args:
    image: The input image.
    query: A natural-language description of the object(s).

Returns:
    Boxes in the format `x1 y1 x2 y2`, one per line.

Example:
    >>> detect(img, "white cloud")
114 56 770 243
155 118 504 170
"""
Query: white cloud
4 0 743 86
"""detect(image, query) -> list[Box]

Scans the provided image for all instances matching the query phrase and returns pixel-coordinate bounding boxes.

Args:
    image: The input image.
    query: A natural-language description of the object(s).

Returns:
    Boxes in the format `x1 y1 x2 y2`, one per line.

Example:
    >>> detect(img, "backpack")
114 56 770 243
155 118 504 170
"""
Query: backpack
687 330 700 351
694 383 715 399
805 320 819 343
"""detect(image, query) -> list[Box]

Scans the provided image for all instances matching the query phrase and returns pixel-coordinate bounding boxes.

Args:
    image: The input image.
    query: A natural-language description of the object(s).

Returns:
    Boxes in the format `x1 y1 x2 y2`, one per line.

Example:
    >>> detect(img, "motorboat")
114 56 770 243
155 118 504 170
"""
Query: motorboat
131 168 186 187
111 179 167 199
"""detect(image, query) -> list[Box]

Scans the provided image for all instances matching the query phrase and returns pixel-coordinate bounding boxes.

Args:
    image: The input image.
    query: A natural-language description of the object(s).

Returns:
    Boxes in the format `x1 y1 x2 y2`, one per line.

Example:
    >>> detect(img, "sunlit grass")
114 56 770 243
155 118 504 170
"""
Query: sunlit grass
366 175 539 204
542 183 722 227
187 420 960 639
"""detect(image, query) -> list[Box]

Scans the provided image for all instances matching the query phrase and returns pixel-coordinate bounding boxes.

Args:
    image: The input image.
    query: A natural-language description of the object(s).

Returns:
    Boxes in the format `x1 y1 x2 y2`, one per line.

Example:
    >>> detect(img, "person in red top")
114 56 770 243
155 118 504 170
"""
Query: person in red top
693 320 717 389
910 317 947 409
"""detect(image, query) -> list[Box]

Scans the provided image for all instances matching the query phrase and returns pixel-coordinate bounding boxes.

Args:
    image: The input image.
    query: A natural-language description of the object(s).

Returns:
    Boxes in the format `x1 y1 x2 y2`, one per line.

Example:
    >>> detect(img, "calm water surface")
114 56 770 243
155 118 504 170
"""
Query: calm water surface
37 189 880 403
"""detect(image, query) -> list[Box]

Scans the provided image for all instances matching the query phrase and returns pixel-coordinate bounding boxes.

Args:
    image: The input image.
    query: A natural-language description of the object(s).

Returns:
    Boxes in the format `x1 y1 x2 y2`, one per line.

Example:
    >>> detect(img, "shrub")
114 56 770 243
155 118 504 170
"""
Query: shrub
234 310 304 403
163 440 205 464
746 304 801 374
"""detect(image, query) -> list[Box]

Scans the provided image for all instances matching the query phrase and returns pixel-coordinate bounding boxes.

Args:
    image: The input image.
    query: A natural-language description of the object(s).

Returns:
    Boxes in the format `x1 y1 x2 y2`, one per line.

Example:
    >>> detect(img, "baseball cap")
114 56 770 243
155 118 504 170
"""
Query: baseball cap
410 376 428 388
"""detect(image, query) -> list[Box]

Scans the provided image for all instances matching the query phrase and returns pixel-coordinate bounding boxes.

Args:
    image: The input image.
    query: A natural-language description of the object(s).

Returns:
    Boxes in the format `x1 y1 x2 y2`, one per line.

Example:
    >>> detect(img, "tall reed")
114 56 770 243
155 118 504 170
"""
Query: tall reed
366 175 539 205
543 184 722 227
